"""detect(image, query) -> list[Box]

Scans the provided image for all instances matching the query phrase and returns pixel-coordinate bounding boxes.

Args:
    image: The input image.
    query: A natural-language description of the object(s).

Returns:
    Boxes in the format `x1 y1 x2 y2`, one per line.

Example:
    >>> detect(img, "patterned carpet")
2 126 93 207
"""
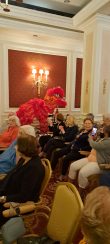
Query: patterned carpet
26 168 82 244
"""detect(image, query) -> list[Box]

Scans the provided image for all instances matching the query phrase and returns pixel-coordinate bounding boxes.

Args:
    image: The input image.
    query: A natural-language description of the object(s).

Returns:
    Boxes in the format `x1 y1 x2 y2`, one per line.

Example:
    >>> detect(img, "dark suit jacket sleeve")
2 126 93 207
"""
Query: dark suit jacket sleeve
6 164 44 203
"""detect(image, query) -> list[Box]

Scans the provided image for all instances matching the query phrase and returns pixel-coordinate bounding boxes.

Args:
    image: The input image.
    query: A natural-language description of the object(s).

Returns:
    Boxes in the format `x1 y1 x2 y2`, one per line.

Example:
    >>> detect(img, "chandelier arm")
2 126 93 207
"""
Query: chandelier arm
0 0 10 12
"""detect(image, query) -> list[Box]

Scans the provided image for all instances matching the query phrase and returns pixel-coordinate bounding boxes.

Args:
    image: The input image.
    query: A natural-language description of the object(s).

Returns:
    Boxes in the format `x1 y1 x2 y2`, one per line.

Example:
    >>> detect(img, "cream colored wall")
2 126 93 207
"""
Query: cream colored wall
81 32 93 113
99 30 110 114
80 15 110 122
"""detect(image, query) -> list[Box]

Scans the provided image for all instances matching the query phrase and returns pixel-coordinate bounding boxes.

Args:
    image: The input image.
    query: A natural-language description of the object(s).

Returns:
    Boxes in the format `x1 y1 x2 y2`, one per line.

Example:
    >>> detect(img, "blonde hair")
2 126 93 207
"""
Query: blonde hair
81 186 110 244
66 115 75 127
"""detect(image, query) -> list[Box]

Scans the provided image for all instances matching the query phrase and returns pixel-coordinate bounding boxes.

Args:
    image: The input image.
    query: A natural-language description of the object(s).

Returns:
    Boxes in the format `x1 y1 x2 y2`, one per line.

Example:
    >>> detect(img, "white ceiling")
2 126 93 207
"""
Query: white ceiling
12 0 92 15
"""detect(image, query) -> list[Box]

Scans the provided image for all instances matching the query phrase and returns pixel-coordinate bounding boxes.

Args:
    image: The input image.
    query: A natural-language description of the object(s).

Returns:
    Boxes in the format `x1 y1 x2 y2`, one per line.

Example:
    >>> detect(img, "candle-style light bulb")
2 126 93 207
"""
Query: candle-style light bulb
32 68 37 80
45 70 49 81
39 69 44 79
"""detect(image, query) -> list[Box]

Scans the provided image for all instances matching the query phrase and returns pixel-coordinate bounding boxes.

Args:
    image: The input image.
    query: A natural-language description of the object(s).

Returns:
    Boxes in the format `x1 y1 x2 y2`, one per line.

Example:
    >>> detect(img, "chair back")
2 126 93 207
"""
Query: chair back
47 182 83 244
40 158 52 196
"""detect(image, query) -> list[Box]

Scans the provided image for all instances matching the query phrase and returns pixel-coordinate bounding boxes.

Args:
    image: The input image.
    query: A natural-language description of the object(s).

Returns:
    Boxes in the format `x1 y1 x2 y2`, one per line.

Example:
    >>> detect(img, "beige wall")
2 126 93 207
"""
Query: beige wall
82 32 93 113
99 30 110 114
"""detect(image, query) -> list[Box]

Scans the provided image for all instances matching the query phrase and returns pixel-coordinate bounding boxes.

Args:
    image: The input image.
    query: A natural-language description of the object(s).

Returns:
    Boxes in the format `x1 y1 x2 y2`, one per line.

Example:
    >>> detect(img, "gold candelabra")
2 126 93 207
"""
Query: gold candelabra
32 68 49 96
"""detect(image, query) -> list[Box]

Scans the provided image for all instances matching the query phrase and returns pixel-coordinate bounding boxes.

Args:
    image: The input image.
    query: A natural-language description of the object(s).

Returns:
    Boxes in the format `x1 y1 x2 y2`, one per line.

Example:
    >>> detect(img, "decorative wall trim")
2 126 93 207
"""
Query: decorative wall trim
0 16 83 44
0 4 74 30
71 51 83 112
2 43 73 114
77 14 110 33
73 1 110 28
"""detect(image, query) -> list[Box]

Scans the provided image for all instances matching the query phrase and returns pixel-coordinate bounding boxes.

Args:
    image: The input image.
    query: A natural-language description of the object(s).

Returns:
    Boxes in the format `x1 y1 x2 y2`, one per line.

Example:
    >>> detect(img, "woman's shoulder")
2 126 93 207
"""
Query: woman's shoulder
9 126 19 132
67 125 78 131
29 155 42 164
72 124 78 130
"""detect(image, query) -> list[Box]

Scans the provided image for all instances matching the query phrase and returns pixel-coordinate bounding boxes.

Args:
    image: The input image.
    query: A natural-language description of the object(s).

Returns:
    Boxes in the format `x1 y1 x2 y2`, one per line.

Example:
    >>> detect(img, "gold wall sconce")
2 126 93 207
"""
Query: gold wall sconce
32 68 49 96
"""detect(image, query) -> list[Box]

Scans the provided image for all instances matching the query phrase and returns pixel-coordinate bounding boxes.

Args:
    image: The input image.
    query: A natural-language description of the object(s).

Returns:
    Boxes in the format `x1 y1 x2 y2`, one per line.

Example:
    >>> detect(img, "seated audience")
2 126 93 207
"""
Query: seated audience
98 114 110 187
0 115 20 148
42 115 78 160
81 186 110 244
51 118 93 181
31 117 40 136
39 112 65 151
0 112 15 133
69 125 110 190
48 112 65 137
0 125 37 174
98 113 110 138
0 129 45 227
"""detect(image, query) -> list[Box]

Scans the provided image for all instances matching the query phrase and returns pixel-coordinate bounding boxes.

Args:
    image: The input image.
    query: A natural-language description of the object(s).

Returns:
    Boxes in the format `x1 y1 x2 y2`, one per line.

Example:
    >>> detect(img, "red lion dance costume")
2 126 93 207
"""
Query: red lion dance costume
16 87 67 133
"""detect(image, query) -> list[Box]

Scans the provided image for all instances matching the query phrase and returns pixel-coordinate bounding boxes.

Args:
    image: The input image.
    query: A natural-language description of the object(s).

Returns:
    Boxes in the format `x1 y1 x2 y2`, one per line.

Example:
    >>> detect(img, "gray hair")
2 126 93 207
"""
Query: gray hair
81 186 110 244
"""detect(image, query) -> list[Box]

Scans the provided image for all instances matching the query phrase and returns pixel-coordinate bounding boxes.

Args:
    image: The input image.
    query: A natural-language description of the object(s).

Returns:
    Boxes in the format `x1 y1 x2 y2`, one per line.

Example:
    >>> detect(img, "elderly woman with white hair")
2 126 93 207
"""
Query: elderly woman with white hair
0 115 20 148
0 125 38 174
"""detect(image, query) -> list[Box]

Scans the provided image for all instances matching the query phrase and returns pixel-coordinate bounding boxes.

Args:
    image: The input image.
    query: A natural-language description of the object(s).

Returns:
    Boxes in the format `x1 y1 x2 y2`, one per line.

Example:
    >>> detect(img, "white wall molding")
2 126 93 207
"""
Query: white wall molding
73 0 110 28
0 15 83 42
0 4 74 30
1 43 75 117
0 37 83 53
77 14 110 33
71 51 83 113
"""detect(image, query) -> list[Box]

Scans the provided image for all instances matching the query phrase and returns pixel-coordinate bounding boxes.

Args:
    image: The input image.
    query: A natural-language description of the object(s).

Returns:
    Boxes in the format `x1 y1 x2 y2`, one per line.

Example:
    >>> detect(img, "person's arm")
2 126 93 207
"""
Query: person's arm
88 136 107 150
6 163 44 203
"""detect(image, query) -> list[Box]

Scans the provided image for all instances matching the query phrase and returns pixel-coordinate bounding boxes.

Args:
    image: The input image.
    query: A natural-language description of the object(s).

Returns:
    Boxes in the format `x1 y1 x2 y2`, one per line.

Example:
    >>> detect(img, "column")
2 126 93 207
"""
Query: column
81 14 110 120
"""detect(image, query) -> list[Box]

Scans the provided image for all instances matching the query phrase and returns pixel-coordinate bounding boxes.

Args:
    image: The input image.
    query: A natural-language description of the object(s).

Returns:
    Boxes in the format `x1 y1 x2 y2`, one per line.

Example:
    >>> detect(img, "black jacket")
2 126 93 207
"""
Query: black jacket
71 130 92 152
0 156 45 203
49 121 65 137
62 125 78 142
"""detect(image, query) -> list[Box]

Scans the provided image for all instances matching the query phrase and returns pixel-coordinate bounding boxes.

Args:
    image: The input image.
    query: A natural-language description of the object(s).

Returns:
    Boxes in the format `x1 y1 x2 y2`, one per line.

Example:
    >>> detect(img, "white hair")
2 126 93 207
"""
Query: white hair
20 125 36 138
8 115 20 127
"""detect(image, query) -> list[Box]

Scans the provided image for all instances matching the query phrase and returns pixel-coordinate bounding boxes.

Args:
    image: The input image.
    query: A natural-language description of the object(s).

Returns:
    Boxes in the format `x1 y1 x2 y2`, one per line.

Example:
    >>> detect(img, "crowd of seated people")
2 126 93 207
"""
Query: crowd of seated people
0 125 38 174
39 112 66 152
0 112 110 190
0 111 110 242
51 117 93 181
0 125 44 227
68 114 110 195
39 112 110 190
41 114 78 160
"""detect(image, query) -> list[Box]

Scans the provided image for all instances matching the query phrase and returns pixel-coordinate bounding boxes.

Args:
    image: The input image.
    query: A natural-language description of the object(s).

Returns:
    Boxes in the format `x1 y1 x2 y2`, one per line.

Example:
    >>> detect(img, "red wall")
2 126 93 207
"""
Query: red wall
8 50 67 107
74 58 83 108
